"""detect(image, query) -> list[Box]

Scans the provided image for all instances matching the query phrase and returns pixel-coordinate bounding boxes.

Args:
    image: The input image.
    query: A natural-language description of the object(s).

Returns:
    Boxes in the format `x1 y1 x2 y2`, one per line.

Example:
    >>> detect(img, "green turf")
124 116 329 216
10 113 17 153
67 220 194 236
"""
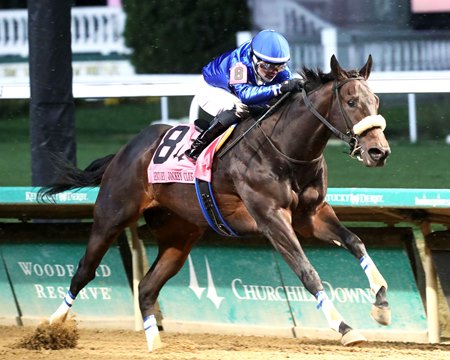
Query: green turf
0 98 191 186
324 141 450 188
0 98 449 188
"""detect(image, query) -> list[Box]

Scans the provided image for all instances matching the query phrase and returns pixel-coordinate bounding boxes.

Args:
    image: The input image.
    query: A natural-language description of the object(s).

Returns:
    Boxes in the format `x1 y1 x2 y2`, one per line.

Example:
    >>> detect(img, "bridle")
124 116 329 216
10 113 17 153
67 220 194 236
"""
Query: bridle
218 76 386 163
302 77 386 160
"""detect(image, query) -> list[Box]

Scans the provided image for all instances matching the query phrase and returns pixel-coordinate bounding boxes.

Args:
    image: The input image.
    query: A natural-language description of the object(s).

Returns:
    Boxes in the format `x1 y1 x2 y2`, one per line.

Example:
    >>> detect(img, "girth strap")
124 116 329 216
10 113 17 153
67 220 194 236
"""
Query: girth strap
194 179 238 237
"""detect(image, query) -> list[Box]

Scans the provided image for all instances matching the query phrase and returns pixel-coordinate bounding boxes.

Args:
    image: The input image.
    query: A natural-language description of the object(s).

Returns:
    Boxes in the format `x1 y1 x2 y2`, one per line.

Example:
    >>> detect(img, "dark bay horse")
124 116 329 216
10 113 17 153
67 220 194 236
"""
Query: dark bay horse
40 55 391 350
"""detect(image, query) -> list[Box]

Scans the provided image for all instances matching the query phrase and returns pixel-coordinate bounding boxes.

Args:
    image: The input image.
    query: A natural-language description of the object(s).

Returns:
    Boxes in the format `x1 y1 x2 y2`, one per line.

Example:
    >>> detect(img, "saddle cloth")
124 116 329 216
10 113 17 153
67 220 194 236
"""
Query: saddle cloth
147 123 232 184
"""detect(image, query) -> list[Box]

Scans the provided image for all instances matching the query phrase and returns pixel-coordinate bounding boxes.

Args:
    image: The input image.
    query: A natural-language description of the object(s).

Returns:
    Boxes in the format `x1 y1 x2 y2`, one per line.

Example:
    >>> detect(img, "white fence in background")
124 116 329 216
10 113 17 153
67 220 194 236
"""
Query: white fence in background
1 72 450 143
1 6 450 71
71 6 129 55
0 6 129 57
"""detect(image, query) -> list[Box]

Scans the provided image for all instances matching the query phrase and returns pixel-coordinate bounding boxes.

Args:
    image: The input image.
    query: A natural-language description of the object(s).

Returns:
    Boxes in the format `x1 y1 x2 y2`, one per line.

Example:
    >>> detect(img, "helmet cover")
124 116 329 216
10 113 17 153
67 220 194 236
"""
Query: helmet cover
251 29 290 64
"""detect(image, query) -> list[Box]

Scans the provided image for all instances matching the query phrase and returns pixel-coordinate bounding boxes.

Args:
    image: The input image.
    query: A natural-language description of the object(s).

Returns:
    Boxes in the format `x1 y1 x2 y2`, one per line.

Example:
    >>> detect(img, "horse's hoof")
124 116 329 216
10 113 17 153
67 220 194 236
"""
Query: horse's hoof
49 311 68 324
371 304 391 326
341 330 367 346
147 333 162 352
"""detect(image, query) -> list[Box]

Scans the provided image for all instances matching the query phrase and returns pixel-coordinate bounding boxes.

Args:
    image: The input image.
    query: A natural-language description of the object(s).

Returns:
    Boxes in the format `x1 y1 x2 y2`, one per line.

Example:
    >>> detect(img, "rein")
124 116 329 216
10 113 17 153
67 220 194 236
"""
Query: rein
218 92 321 164
302 77 369 158
257 78 365 164
218 76 377 164
217 92 291 159
302 77 364 149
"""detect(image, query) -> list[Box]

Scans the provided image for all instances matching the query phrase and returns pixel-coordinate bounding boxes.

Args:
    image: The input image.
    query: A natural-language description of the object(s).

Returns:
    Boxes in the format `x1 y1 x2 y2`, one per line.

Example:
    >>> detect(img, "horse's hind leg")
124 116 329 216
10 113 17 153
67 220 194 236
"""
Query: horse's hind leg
138 208 203 351
49 188 143 324
295 202 391 326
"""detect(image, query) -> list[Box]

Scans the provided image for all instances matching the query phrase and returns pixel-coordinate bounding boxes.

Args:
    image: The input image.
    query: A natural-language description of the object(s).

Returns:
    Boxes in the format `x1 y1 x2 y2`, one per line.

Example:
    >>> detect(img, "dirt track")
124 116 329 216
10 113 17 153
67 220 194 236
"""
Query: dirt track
1 325 449 360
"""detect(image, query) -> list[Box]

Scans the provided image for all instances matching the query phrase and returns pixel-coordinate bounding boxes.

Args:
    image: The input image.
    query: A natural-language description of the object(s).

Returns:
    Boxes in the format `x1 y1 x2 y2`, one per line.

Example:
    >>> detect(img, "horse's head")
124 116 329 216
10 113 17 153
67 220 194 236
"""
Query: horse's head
329 55 390 167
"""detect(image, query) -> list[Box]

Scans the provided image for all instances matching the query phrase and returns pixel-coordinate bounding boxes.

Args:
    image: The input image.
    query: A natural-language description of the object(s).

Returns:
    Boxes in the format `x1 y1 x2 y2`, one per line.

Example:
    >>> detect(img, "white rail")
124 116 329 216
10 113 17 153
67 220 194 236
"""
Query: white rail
1 72 450 142
2 72 450 99
0 75 201 99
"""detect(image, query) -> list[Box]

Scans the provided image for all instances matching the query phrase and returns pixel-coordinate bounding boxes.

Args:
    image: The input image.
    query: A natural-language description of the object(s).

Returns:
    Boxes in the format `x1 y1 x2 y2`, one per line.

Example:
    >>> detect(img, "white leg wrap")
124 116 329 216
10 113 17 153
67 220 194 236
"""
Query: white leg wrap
49 291 75 324
144 315 162 352
316 291 343 332
360 255 388 295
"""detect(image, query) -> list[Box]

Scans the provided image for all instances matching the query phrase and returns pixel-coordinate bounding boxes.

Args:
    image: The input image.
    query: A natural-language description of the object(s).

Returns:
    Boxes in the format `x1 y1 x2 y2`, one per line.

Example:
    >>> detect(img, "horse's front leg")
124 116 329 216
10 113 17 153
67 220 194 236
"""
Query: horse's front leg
243 195 366 345
293 201 391 326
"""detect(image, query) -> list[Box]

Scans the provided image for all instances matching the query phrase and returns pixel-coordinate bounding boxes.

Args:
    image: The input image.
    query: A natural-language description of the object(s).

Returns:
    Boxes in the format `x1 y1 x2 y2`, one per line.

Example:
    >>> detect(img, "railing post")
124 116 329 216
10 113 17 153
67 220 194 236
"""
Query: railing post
321 28 337 71
189 95 200 123
420 222 440 343
236 31 252 47
408 93 417 143
160 96 169 124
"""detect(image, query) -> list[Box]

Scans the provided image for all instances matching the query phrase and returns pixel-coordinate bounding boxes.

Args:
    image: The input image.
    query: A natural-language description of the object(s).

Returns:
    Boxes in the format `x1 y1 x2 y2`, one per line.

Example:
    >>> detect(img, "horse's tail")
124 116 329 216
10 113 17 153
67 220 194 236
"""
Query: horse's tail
37 154 115 201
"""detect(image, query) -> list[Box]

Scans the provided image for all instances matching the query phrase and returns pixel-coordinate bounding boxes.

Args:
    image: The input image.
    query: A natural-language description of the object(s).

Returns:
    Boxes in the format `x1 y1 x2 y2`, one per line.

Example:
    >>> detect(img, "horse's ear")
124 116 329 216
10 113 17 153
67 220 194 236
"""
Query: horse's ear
359 54 373 80
330 55 345 79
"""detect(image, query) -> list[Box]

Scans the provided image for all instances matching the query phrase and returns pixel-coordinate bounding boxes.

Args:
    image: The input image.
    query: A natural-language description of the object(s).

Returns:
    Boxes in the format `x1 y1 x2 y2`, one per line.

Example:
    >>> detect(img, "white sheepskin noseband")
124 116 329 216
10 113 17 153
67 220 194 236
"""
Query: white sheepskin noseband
353 115 386 136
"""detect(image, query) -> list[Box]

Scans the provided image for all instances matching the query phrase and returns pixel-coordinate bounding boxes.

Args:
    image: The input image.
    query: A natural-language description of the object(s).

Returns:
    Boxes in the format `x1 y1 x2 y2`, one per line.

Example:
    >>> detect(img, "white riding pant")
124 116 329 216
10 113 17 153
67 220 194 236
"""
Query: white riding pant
196 77 242 117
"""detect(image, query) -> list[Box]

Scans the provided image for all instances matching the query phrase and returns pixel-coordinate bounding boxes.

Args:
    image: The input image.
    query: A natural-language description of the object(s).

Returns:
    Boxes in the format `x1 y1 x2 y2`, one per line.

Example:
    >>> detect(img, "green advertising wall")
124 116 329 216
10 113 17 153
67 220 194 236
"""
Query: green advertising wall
148 228 427 340
0 224 134 327
277 247 426 332
0 250 20 324
0 223 427 341
152 244 294 329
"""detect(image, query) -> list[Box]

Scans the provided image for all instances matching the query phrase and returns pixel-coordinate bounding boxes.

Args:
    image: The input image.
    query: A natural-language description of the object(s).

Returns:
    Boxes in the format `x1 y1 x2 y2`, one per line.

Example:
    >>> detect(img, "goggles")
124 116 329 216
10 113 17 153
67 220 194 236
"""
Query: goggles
257 60 287 72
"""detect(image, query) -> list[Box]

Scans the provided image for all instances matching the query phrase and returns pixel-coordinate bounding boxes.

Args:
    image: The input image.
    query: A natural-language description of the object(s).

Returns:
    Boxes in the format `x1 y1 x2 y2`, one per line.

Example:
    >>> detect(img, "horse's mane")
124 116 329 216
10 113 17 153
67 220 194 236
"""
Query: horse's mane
299 66 360 93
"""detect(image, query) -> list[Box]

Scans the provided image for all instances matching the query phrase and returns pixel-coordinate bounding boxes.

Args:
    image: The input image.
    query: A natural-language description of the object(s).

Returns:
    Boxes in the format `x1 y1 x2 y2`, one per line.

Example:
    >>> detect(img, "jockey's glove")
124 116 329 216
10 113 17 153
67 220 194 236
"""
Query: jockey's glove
280 78 304 94
247 104 270 117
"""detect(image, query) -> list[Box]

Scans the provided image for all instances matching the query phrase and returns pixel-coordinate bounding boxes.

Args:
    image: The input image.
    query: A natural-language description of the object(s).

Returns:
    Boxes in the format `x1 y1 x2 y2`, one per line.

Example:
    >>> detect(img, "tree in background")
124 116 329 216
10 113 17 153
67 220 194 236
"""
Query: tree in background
0 0 27 8
123 0 251 74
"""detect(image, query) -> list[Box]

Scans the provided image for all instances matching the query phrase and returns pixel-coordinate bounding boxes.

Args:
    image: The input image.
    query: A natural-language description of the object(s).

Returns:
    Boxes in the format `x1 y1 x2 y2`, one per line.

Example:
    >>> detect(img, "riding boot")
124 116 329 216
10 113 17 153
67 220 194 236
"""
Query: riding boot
185 109 237 162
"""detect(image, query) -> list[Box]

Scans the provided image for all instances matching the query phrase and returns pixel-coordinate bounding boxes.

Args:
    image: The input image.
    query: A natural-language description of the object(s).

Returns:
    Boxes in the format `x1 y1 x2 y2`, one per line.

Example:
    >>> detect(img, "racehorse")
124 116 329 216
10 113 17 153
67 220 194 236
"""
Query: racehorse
40 55 391 350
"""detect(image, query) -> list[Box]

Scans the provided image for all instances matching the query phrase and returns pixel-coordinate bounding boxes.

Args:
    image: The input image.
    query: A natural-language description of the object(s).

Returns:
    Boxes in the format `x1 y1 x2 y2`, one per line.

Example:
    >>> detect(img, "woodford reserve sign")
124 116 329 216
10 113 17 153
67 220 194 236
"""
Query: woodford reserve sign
1 239 134 327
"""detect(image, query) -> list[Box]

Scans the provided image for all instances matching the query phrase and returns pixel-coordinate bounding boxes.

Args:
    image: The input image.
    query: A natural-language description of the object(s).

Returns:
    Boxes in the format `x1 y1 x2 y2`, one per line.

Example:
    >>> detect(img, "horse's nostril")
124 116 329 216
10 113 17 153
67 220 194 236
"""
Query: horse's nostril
368 148 386 161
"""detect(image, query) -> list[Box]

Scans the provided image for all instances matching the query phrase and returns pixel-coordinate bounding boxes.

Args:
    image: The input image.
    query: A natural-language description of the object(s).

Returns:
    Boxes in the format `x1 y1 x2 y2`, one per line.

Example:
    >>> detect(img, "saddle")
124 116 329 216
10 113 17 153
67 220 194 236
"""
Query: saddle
148 122 238 237
193 118 238 236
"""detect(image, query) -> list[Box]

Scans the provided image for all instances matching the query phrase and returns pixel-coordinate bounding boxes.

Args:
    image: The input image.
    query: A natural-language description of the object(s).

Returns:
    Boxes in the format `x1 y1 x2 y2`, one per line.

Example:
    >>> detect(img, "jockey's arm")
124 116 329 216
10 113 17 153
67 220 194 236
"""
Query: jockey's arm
231 71 292 105
231 82 283 105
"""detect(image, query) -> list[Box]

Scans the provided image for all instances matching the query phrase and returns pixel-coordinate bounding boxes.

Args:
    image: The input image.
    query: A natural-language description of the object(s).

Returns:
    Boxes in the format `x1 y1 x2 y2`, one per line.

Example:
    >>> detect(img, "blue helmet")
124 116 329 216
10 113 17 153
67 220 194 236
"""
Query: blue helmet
251 29 290 64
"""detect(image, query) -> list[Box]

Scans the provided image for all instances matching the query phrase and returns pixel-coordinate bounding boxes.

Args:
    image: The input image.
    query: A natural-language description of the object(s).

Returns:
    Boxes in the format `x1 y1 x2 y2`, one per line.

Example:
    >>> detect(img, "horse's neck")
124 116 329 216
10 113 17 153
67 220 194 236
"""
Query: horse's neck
263 87 334 162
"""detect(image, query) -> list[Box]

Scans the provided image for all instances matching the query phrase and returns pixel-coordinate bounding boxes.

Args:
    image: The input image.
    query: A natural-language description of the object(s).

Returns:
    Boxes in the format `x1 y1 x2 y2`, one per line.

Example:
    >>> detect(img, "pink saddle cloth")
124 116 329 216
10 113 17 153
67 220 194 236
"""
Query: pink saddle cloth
147 124 225 184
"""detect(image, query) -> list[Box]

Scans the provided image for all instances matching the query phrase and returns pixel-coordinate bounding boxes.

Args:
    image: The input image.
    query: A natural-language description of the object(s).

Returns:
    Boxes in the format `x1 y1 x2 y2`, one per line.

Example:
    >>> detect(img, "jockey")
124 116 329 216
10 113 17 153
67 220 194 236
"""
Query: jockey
185 29 304 162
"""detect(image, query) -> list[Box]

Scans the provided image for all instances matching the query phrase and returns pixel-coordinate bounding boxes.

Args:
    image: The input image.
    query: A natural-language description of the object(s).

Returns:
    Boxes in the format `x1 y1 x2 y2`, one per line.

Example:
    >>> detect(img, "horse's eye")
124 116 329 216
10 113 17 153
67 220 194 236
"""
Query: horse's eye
348 99 356 108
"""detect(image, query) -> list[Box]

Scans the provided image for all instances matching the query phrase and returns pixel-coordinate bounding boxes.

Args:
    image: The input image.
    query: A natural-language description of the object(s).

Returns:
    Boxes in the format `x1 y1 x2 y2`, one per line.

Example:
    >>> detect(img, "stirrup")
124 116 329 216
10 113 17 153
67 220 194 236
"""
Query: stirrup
185 140 206 161
194 118 210 132
184 149 199 162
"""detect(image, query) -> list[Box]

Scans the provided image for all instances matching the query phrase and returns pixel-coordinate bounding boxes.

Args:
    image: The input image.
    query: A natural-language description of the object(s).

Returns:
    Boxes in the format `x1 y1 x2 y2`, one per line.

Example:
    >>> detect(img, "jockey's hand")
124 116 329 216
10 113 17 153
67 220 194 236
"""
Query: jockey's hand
234 103 249 118
248 104 269 117
280 78 304 94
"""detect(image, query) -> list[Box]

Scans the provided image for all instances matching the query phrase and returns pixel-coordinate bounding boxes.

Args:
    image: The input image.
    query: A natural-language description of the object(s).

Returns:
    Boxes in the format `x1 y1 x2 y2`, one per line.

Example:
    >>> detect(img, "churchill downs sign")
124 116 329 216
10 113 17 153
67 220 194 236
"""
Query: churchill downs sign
152 244 427 335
